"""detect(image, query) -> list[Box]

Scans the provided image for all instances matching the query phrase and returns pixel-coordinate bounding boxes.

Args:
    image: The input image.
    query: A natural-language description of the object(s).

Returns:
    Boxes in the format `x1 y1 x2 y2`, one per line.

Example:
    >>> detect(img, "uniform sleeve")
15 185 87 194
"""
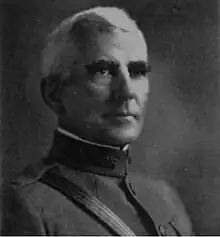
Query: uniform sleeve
161 182 194 235
1 184 47 235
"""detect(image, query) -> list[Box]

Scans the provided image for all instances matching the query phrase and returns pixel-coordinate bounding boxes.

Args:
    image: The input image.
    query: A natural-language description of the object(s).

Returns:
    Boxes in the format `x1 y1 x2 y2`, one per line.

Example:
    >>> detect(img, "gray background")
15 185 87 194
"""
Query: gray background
1 0 220 234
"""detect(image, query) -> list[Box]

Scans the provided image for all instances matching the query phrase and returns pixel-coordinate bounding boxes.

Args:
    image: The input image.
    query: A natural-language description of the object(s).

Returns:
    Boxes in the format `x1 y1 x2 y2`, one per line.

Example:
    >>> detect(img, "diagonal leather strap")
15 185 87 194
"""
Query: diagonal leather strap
40 170 136 236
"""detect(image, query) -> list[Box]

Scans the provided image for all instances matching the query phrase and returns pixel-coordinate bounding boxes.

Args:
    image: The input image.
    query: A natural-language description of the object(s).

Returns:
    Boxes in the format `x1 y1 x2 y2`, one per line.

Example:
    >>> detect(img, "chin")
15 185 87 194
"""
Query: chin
105 126 141 146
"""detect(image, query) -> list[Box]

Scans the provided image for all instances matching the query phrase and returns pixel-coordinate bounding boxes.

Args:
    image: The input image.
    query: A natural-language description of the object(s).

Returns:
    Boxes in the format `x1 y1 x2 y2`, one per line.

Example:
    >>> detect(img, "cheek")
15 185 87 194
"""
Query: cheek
63 84 111 117
62 92 78 116
85 82 111 101
133 79 149 104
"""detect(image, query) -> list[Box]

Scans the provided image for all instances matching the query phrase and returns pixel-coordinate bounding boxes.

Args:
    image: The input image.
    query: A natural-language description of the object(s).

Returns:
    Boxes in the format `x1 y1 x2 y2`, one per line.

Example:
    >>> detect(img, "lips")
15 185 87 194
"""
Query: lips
104 112 138 120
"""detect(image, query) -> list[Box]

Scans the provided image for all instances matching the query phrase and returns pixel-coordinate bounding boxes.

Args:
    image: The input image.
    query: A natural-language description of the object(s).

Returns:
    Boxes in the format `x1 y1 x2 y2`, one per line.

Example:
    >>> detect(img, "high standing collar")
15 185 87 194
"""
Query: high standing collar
48 128 131 178
57 127 129 152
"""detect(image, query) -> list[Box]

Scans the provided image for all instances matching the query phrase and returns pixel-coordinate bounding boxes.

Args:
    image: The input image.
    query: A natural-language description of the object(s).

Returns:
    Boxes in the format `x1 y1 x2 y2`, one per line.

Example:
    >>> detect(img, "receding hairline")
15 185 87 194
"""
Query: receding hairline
41 6 147 78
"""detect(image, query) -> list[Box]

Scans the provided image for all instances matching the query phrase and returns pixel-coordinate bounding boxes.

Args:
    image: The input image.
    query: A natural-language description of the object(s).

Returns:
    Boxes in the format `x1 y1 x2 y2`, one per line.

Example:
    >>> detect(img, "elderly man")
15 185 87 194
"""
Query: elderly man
2 6 193 236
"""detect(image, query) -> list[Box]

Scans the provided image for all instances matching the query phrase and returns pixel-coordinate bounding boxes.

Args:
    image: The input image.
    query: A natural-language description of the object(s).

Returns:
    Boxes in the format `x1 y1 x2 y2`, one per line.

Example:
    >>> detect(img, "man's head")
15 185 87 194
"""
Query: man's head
41 6 150 147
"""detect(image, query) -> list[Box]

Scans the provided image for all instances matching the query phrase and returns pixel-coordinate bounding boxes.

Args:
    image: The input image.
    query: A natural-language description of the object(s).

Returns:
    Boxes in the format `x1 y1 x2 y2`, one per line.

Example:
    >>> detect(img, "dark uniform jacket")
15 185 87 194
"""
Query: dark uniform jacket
2 130 193 236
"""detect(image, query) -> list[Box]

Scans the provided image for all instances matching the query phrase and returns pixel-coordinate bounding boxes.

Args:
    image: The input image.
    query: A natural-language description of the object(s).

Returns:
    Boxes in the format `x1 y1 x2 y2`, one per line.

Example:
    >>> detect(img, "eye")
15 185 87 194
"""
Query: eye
85 60 118 84
128 62 151 78
96 68 112 77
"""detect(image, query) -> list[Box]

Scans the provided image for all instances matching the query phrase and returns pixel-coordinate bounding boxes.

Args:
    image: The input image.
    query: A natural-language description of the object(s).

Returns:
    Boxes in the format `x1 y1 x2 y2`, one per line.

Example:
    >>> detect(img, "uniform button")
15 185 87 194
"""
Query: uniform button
158 225 167 236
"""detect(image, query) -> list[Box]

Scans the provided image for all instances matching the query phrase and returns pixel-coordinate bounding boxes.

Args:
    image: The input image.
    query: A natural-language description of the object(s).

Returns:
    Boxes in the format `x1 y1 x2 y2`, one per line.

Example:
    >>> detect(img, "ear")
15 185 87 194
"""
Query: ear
41 75 66 115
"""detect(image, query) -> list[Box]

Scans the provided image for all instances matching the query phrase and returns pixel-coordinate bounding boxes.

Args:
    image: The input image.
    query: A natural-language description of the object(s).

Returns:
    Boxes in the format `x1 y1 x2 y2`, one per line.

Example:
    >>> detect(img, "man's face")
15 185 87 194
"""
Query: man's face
60 29 150 146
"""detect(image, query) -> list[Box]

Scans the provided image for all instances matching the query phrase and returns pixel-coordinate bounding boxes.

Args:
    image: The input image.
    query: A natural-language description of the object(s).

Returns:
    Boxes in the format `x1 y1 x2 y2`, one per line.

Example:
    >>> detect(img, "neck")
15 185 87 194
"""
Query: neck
57 127 129 152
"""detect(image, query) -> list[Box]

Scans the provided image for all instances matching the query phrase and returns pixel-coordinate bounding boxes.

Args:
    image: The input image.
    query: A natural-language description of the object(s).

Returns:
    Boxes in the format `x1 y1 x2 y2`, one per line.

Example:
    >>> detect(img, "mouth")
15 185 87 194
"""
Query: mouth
103 112 138 123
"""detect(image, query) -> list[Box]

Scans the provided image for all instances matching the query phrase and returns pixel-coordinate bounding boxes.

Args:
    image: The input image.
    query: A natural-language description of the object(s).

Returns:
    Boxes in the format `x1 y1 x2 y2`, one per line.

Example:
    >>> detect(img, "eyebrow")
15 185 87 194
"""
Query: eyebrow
86 59 118 68
127 61 151 73
85 59 151 73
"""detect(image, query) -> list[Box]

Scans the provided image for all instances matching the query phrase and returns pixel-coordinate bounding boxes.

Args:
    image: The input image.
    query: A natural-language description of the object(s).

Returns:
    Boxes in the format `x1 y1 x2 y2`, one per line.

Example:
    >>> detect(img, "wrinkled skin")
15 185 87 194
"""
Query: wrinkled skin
55 29 150 146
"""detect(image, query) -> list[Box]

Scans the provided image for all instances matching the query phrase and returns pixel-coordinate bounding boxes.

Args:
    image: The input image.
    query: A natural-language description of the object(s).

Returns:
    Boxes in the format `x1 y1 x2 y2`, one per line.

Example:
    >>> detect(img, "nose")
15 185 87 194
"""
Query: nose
112 66 134 102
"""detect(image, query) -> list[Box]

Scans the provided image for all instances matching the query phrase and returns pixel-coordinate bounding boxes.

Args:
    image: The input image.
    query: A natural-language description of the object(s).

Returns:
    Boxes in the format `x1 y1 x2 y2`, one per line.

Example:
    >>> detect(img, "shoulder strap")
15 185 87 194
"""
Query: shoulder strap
40 170 136 236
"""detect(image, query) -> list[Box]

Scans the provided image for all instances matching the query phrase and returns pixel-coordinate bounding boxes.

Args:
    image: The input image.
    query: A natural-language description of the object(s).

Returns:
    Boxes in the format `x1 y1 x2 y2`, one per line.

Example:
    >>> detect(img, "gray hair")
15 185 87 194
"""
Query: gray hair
41 6 146 79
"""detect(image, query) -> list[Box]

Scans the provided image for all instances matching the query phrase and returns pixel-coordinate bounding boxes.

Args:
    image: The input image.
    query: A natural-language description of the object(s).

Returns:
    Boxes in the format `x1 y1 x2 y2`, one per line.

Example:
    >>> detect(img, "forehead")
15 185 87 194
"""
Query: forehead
78 30 148 64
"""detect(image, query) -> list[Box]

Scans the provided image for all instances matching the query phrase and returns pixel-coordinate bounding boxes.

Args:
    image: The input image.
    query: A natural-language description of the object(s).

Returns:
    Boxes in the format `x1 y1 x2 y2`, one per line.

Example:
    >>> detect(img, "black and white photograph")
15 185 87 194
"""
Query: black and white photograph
1 0 220 235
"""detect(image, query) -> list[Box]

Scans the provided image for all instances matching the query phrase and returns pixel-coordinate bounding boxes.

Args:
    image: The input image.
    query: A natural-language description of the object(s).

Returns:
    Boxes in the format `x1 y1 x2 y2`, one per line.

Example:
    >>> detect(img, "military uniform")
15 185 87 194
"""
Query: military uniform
2 129 193 236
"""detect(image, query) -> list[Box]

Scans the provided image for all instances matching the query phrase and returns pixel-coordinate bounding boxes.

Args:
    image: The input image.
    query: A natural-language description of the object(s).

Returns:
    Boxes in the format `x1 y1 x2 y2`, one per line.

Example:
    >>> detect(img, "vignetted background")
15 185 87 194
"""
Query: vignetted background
1 0 220 234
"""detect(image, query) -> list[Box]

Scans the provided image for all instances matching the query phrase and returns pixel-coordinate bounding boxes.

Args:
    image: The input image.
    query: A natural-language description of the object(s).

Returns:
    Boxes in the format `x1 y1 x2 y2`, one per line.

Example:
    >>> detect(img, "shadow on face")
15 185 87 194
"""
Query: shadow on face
59 29 150 146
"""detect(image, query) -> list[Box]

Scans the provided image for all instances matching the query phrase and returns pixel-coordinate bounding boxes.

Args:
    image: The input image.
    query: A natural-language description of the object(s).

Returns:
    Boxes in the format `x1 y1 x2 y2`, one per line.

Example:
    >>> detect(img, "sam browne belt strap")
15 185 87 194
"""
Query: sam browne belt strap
40 169 136 236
